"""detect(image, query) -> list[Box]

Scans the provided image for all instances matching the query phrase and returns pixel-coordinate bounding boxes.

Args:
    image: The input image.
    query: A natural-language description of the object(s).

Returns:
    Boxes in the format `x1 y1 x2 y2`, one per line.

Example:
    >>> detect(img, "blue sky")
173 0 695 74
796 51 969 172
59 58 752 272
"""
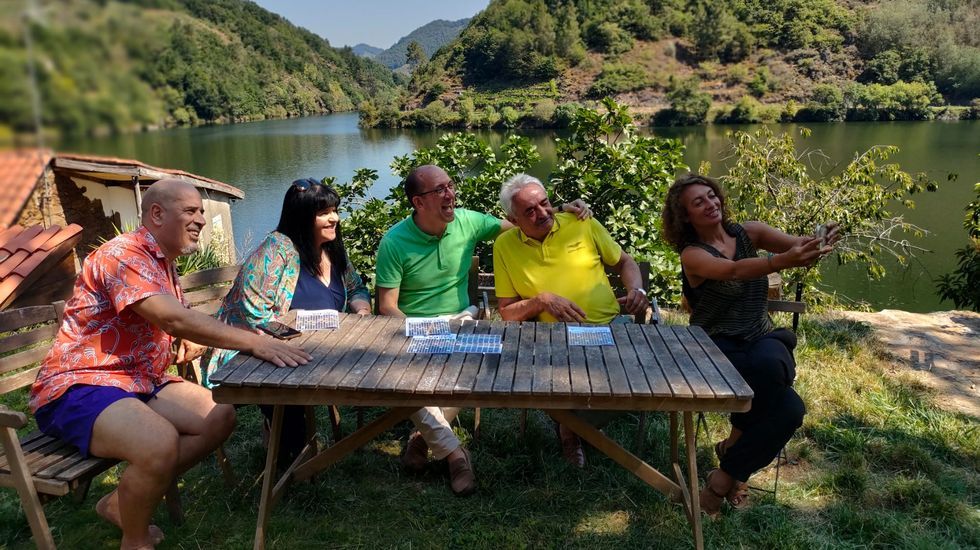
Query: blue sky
251 0 490 49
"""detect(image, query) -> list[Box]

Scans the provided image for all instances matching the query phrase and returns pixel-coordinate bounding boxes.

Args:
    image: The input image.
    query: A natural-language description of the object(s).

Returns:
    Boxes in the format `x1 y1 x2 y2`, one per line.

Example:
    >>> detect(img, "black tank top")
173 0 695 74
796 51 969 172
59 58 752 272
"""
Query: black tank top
682 223 773 341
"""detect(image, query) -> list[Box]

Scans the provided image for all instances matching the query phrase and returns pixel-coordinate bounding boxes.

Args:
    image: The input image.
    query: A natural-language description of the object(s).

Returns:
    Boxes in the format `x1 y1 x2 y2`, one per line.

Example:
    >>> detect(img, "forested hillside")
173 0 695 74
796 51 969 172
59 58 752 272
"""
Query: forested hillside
0 0 400 138
364 0 980 128
372 18 470 70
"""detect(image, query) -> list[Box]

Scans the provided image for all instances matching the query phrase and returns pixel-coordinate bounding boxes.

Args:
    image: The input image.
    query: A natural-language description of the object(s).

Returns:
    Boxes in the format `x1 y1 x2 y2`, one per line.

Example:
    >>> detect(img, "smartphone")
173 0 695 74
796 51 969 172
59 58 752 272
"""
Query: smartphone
257 321 302 340
814 223 828 247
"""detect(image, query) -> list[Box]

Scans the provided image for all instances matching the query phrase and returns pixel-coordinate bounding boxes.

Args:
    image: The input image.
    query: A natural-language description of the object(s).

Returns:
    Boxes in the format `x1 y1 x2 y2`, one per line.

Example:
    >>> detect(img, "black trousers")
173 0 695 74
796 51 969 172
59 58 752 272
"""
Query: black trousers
713 329 806 482
259 404 309 466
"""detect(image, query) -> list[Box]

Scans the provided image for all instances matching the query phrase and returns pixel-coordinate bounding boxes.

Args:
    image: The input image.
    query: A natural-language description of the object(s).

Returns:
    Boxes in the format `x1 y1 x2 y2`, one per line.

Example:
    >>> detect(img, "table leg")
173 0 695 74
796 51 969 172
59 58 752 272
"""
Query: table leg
545 409 681 501
254 404 283 550
684 411 704 550
669 412 679 465
293 407 416 482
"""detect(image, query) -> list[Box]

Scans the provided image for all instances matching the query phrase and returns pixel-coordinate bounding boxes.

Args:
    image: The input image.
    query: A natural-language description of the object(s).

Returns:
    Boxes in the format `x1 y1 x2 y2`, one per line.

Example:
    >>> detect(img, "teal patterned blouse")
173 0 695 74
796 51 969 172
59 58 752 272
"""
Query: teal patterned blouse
200 231 370 387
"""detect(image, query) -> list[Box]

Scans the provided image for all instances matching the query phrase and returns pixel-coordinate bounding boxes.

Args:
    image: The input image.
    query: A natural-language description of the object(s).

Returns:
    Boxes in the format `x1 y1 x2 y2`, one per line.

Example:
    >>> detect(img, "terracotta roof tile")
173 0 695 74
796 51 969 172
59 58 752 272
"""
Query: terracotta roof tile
0 149 53 228
0 223 83 309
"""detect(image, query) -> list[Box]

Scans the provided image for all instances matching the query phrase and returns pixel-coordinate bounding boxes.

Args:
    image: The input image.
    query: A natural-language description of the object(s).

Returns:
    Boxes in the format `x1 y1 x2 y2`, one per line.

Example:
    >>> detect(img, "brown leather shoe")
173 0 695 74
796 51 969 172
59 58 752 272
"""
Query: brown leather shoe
401 431 429 472
558 424 585 468
448 447 476 496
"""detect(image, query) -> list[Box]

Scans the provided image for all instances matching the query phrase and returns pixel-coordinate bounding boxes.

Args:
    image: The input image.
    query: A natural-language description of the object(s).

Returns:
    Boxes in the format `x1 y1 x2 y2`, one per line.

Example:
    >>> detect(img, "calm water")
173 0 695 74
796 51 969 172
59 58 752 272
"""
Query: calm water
58 113 979 312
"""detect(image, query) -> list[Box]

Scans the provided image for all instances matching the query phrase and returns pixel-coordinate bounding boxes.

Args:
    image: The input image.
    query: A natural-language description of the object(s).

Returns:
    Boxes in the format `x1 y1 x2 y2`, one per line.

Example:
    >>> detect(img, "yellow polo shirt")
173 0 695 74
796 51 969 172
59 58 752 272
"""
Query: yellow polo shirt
493 213 622 323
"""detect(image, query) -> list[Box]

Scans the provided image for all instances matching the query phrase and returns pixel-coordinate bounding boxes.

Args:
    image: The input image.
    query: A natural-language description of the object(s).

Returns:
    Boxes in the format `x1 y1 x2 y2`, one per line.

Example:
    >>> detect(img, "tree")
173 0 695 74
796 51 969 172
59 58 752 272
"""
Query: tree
406 40 426 70
937 168 980 312
720 127 939 298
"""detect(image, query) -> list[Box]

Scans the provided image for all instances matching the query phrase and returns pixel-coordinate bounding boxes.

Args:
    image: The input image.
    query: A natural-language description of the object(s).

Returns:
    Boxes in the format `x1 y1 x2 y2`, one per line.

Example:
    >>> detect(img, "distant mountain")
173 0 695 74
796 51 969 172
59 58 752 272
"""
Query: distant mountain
374 18 470 70
352 43 383 58
0 0 400 137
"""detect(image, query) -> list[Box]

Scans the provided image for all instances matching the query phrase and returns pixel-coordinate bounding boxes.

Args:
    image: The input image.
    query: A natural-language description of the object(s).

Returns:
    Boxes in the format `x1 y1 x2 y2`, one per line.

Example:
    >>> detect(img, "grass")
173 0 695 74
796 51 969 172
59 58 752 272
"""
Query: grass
2 314 978 549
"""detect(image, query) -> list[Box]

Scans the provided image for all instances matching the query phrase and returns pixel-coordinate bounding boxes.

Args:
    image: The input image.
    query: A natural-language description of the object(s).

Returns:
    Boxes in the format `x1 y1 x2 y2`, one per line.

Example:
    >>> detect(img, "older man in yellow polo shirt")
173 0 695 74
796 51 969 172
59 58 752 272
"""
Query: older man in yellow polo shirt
492 173 649 466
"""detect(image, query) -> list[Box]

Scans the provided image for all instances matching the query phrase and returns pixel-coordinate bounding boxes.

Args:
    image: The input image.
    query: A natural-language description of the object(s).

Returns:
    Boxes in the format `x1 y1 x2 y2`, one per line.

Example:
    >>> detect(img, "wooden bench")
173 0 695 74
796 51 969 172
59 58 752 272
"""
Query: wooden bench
0 301 179 549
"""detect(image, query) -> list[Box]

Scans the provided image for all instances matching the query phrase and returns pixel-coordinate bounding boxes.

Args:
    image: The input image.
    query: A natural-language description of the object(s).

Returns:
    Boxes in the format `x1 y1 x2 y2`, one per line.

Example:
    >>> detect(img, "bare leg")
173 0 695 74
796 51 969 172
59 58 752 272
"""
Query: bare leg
89 399 180 550
146 382 236 474
95 491 164 545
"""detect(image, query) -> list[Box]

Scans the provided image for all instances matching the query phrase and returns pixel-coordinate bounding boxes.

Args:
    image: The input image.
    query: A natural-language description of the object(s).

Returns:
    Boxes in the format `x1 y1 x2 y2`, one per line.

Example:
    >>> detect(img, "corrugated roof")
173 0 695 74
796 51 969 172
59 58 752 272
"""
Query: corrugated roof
0 149 53 229
54 152 245 199
0 224 83 310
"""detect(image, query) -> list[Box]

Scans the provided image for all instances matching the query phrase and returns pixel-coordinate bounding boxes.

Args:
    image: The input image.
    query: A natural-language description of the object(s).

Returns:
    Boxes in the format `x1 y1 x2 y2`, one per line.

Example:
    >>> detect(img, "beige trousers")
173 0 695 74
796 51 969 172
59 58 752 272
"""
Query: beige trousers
410 407 461 460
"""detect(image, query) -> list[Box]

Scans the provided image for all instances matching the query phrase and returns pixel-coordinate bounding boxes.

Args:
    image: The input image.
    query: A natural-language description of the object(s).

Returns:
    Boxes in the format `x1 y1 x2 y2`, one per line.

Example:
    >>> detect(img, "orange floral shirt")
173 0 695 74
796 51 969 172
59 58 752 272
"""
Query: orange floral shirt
30 227 185 412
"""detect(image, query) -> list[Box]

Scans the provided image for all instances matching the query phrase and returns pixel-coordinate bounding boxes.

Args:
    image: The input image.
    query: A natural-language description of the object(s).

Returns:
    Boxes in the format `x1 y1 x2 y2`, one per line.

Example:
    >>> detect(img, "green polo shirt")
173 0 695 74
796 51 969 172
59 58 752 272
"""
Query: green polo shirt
493 213 622 324
376 208 501 317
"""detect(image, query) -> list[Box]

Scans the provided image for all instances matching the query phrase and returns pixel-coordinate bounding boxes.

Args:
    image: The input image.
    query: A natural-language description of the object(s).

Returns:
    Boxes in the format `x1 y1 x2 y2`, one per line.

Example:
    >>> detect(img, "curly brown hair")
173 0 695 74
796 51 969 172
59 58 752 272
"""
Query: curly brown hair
661 173 731 252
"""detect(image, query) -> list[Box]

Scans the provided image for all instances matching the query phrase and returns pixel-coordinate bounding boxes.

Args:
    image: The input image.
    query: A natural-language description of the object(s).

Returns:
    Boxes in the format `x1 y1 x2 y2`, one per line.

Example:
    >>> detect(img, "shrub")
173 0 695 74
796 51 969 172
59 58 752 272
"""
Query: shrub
528 99 557 126
937 178 980 311
844 81 942 121
748 67 772 97
653 75 711 126
584 21 634 55
795 83 846 122
588 62 650 97
716 96 763 123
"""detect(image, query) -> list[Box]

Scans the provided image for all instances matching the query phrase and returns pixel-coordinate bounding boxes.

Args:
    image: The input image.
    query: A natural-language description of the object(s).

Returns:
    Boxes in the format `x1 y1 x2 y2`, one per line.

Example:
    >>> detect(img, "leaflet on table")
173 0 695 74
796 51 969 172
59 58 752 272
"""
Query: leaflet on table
294 309 340 330
567 326 615 346
406 333 503 354
405 317 452 337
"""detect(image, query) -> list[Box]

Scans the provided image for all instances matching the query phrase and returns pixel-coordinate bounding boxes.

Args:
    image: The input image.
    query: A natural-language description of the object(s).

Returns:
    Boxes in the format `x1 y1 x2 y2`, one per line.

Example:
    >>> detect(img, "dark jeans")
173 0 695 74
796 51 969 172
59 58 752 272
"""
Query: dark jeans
713 329 806 482
259 404 309 466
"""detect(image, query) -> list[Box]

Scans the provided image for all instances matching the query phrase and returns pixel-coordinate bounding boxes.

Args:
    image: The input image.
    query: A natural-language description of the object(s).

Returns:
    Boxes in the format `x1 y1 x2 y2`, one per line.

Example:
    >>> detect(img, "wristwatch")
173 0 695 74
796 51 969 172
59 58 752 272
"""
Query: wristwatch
633 288 647 295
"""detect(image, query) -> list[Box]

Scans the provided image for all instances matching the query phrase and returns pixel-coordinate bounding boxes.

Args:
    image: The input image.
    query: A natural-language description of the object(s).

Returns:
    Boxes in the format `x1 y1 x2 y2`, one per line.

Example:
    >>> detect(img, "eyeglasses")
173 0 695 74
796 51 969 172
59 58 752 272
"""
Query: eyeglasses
415 182 456 198
292 178 323 190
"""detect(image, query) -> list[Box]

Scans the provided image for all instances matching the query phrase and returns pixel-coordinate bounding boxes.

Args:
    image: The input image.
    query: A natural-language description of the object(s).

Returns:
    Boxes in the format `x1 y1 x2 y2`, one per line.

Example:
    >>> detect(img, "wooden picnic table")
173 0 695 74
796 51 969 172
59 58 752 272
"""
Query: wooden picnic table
210 313 753 550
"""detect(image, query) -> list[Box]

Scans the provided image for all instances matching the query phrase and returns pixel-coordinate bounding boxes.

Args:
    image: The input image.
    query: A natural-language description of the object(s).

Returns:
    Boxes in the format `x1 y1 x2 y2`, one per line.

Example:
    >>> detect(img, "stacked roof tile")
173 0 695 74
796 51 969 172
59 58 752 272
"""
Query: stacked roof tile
0 224 82 309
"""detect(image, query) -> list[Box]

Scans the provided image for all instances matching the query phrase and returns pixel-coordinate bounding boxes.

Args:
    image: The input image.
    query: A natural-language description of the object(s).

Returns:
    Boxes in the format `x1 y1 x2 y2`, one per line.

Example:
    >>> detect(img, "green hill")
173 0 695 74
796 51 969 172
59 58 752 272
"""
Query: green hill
0 0 400 138
367 0 980 128
373 18 470 70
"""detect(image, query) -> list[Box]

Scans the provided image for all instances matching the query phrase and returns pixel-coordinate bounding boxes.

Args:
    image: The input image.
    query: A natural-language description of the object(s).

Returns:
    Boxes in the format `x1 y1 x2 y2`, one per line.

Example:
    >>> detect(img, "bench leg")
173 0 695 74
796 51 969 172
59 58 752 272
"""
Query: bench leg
216 445 236 487
164 479 183 525
328 405 343 443
1 427 55 549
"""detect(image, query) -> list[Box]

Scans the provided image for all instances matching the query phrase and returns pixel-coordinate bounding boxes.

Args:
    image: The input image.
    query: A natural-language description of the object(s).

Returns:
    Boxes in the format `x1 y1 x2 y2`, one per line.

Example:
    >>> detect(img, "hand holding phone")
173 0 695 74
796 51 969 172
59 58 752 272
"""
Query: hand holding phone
257 321 302 340
814 223 828 248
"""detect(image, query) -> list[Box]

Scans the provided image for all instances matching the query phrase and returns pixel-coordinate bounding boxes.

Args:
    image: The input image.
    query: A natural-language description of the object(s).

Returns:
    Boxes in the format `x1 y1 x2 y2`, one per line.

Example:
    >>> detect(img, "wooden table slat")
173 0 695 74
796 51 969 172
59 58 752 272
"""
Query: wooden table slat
686 325 754 398
353 322 414 392
584 344 611 396
316 316 399 390
301 315 374 389
436 320 481 395
279 316 365 389
416 321 473 394
636 325 694 398
548 323 571 396
566 323 591 395
674 327 735 398
602 327 633 397
623 323 671 397
509 322 536 395
656 326 715 398
489 321 521 394
245 329 327 388
610 324 651 396
472 321 510 394
337 316 404 390
531 322 553 396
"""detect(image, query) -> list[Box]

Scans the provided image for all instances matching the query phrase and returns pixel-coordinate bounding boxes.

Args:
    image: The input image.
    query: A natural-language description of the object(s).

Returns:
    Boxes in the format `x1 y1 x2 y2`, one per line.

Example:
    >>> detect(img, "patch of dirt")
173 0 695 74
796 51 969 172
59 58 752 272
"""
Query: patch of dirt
840 309 980 418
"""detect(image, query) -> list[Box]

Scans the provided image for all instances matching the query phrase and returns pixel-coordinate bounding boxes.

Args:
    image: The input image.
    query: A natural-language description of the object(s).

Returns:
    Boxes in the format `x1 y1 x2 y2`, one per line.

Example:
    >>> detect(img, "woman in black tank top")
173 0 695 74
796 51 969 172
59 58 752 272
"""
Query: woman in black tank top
662 173 840 517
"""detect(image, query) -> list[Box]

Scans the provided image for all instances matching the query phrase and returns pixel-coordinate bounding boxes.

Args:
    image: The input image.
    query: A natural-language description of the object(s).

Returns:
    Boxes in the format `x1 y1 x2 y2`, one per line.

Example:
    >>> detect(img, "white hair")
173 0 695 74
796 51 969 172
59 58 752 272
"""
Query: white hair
499 173 546 217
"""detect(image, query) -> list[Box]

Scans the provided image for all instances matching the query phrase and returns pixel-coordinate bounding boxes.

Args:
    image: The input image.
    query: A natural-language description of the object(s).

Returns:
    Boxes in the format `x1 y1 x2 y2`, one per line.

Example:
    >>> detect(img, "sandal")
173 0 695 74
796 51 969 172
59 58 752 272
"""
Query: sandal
700 469 729 518
727 481 750 509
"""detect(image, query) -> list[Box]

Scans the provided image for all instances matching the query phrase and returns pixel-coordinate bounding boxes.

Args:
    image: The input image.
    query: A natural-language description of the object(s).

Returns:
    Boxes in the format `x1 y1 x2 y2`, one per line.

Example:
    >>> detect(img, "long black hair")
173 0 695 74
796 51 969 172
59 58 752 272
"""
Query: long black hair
276 179 349 277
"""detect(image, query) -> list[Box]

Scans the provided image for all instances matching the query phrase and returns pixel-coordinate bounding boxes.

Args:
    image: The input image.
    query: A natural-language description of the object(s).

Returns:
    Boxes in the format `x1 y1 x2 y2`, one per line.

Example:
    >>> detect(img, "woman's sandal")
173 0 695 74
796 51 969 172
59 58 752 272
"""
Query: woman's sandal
727 481 750 509
700 469 728 518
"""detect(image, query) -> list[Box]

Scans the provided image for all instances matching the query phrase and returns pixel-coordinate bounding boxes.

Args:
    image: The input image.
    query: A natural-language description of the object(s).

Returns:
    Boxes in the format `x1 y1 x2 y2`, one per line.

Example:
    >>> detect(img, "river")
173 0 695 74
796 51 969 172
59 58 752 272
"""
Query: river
57 113 979 312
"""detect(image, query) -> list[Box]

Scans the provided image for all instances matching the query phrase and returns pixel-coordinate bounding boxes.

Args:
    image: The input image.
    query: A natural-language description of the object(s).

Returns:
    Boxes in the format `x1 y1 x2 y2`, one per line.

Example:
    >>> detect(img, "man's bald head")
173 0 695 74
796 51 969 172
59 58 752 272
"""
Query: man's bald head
141 178 198 224
141 178 206 259
404 165 448 204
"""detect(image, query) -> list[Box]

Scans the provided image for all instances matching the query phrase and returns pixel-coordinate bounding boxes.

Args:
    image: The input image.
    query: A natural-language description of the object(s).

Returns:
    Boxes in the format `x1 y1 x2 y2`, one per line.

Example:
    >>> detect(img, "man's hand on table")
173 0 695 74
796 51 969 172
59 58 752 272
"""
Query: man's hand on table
251 336 312 367
536 292 587 322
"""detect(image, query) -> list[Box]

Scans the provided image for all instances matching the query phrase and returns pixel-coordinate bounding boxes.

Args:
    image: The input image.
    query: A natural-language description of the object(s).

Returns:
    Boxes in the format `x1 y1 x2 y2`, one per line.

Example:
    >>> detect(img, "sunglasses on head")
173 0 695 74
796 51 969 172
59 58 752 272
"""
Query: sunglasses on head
292 178 323 190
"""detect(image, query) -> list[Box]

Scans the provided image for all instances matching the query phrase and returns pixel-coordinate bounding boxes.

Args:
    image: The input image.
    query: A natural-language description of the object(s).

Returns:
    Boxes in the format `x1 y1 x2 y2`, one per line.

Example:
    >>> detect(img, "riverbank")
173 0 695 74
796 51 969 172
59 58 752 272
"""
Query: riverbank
2 309 976 548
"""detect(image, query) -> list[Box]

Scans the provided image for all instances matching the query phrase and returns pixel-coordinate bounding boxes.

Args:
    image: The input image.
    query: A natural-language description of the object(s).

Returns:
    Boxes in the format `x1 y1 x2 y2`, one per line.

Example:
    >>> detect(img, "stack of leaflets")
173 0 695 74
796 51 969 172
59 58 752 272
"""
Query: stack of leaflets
404 318 502 354
567 326 615 346
295 309 340 330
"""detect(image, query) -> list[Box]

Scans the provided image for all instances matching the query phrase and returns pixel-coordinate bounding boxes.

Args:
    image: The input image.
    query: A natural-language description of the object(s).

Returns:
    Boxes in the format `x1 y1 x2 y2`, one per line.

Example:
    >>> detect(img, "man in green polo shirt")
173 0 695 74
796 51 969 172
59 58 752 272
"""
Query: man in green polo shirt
376 164 590 495
492 173 649 467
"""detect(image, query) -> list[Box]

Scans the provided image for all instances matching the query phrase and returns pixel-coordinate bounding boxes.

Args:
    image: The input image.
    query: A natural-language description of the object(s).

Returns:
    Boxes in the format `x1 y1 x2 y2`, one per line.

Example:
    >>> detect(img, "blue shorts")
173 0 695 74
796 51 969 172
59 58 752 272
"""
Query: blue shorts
35 383 170 458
